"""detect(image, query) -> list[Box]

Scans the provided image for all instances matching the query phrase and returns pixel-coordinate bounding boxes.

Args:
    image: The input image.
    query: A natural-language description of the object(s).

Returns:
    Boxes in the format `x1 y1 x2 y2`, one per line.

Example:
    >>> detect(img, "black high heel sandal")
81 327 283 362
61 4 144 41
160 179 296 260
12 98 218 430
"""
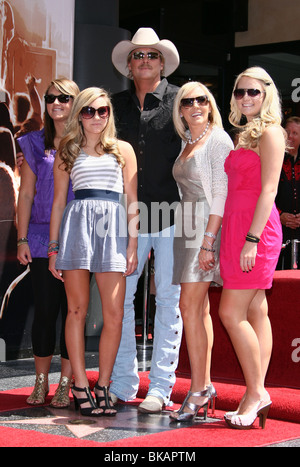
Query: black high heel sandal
94 383 117 417
72 385 103 417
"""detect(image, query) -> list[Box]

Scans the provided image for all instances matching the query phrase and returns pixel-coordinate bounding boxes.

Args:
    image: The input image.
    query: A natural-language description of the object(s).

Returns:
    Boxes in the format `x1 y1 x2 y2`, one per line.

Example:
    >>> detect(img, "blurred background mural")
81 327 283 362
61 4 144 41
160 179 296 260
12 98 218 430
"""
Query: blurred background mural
0 0 75 360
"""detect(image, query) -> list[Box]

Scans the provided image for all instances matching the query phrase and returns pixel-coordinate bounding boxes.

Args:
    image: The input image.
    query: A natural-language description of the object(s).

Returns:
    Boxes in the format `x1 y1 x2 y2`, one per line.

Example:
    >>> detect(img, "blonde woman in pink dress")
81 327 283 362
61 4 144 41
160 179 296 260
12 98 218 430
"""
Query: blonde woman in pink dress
219 67 286 430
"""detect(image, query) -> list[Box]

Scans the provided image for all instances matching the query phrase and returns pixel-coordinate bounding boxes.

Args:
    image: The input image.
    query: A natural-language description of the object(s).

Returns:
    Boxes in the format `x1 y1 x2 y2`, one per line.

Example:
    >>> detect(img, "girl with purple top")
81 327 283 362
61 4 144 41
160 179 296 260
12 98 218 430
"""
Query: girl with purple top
17 78 80 407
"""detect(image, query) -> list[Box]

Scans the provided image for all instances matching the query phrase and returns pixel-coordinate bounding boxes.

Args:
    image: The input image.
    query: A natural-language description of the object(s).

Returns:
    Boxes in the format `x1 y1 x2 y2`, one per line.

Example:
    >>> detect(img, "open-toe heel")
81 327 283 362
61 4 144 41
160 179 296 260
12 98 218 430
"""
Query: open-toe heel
26 374 49 406
94 383 117 417
72 385 102 417
207 384 217 415
169 389 210 423
225 400 272 430
50 376 72 409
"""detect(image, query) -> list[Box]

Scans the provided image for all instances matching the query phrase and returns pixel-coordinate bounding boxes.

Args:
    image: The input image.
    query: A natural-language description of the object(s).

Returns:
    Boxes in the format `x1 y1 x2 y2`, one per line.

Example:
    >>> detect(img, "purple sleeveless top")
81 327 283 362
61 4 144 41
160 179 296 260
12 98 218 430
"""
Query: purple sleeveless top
18 129 74 258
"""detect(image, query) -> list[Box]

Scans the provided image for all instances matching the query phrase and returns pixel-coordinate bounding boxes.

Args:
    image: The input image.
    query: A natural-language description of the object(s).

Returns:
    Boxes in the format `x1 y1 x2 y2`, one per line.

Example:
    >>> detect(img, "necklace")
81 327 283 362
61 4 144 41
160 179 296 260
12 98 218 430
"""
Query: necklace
187 122 210 145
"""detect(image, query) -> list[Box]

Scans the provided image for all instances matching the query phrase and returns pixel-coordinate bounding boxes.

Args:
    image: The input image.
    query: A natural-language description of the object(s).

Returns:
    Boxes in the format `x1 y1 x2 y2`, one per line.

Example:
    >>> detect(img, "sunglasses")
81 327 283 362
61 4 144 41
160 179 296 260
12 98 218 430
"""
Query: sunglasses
80 106 110 119
181 95 209 108
44 94 73 104
233 88 265 100
132 51 161 60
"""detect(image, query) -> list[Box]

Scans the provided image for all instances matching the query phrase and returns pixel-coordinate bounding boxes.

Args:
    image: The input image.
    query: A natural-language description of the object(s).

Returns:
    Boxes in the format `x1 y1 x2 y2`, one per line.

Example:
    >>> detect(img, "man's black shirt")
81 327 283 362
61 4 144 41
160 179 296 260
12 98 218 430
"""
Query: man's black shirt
112 78 181 233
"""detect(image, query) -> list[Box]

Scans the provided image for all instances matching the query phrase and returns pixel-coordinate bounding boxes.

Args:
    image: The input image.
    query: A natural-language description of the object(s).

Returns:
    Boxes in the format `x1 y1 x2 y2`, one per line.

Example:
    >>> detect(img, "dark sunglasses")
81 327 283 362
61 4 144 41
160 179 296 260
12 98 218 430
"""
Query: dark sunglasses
233 88 265 100
80 106 110 119
132 51 161 60
44 94 73 104
180 95 209 108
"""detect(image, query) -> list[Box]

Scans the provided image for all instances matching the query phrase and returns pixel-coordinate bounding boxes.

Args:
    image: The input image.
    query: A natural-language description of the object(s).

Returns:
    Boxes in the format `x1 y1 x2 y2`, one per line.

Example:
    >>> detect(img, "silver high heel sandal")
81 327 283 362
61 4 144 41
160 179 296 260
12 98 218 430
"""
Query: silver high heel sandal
207 383 217 415
169 389 210 423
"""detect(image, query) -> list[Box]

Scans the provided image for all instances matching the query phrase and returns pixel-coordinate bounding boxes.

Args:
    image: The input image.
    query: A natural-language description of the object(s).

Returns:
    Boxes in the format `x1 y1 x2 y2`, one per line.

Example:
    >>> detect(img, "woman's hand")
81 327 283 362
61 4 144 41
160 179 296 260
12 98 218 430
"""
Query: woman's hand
16 152 24 168
48 255 64 281
199 248 215 271
17 243 32 266
124 244 138 277
240 241 257 272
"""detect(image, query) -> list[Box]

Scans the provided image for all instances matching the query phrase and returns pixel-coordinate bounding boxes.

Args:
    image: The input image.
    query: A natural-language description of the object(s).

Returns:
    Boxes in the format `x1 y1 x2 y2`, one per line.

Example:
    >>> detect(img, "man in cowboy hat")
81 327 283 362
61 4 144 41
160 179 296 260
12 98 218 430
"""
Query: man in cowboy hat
110 28 182 413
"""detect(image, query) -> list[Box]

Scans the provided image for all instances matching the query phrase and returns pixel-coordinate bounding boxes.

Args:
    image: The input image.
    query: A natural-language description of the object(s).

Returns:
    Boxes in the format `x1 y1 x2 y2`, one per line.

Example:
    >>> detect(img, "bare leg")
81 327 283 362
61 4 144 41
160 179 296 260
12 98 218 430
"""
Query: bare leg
248 290 272 383
202 293 214 388
60 357 73 380
219 289 270 415
173 282 211 416
63 269 102 414
64 270 90 387
34 355 52 385
94 272 125 414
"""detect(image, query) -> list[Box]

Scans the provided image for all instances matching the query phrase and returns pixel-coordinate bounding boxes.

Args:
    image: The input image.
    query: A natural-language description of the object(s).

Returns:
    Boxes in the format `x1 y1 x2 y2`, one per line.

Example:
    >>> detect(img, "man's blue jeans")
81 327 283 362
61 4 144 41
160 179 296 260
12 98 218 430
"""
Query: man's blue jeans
110 225 182 404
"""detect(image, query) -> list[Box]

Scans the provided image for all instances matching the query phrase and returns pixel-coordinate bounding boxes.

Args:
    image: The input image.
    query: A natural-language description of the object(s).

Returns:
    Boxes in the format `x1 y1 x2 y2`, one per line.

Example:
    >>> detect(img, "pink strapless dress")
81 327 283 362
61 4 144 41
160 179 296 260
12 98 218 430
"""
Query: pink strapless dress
220 148 282 289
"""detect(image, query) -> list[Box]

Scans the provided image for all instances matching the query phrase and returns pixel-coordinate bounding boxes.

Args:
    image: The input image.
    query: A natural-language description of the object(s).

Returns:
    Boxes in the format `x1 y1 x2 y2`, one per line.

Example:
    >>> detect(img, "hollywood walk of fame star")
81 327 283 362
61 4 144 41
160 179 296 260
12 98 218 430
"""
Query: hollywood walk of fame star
0 404 179 440
0 407 106 439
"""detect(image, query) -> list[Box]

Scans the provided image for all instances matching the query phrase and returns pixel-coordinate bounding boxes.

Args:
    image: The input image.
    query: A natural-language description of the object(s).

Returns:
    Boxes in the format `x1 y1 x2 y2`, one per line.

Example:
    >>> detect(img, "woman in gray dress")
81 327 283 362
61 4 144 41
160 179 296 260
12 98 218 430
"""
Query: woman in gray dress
49 88 138 417
170 82 233 422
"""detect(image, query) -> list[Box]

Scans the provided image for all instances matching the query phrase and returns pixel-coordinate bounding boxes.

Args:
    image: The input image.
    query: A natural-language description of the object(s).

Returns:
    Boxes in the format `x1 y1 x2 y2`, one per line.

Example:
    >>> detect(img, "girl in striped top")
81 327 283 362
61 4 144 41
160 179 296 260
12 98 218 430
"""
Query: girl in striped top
49 87 138 417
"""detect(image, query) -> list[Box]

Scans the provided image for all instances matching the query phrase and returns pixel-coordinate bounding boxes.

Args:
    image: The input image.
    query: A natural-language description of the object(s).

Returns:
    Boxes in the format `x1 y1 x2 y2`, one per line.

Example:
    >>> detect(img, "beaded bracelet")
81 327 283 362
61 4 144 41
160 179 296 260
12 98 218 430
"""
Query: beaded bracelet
48 245 59 252
200 246 216 253
246 232 260 243
203 237 214 248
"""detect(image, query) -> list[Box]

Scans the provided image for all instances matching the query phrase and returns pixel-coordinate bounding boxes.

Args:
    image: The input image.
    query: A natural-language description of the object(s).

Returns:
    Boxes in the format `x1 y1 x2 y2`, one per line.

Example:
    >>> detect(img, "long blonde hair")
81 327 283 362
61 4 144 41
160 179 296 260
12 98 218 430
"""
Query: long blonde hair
229 67 283 149
59 87 124 173
173 81 223 141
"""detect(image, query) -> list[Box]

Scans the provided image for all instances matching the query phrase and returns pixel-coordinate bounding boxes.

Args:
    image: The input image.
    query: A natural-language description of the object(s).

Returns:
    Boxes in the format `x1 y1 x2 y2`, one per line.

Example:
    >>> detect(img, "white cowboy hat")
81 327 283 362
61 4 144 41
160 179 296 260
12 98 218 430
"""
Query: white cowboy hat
112 27 180 78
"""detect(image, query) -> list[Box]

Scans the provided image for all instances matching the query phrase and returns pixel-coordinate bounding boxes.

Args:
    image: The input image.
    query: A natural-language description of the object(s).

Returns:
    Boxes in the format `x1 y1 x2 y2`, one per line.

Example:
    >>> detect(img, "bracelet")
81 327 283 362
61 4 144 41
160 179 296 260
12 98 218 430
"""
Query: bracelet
200 246 216 253
203 237 214 248
48 251 58 258
204 231 217 240
17 237 28 247
246 232 260 243
48 246 59 253
47 242 59 258
48 240 59 246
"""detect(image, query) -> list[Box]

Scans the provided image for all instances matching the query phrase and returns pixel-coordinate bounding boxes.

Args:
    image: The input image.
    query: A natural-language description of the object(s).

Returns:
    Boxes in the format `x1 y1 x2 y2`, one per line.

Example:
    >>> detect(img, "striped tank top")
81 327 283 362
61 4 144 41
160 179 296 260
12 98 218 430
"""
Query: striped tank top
71 152 124 193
